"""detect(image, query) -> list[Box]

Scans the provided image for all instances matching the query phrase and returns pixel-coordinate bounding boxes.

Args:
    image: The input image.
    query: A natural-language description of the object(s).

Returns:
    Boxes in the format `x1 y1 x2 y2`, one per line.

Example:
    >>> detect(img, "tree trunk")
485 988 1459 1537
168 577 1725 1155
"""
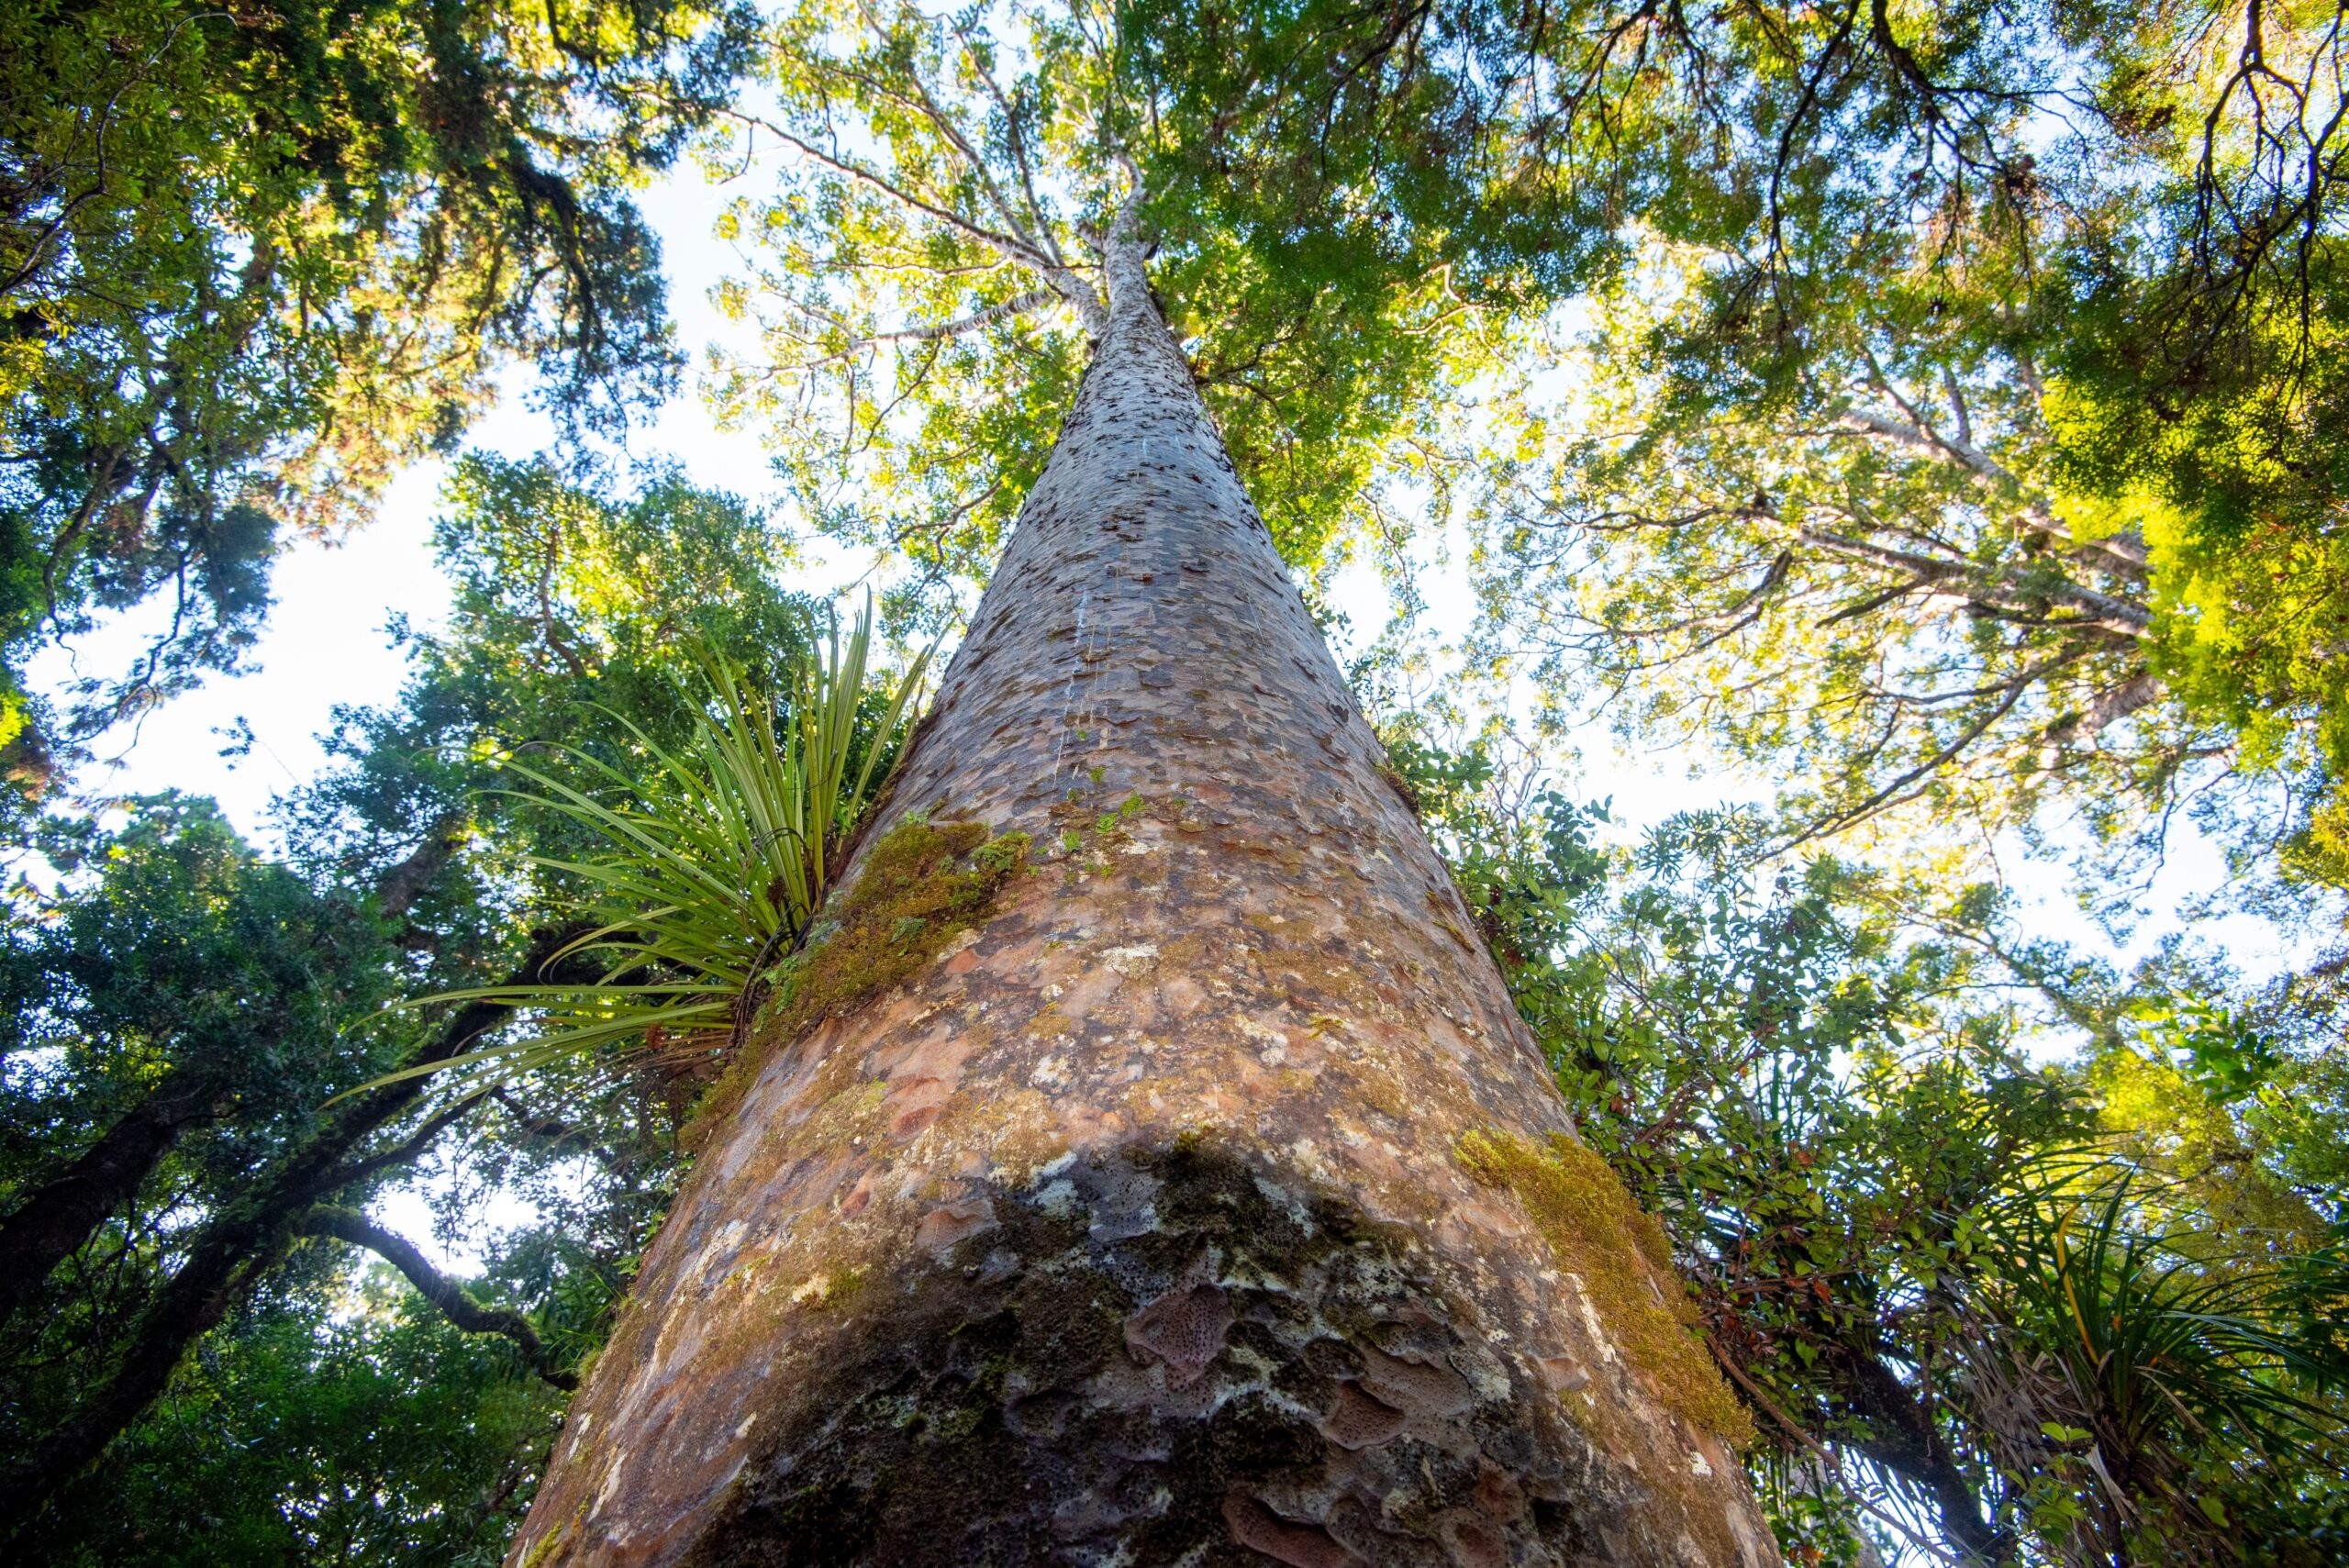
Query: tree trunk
0 926 593 1529
511 246 1776 1568
0 1071 218 1327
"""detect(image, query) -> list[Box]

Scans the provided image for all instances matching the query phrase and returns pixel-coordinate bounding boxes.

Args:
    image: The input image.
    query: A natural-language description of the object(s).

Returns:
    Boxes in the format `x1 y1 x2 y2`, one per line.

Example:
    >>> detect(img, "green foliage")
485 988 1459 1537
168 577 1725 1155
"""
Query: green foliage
1467 230 2210 925
0 797 406 1440
2 460 807 1548
24 1273 568 1567
277 453 818 909
353 599 930 1099
696 0 1529 606
4 794 395 1114
13 6 2349 1562
2042 4 2349 552
1393 732 2349 1562
1970 1176 2349 1562
0 0 753 796
2121 488 2349 892
1423 0 2349 932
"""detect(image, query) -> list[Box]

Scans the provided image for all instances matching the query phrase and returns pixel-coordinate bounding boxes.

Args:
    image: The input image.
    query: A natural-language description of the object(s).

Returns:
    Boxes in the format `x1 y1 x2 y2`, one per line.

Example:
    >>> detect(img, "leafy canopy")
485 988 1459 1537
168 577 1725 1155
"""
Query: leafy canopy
0 0 753 798
0 457 832 1539
1439 0 2349 917
698 0 1533 610
1386 730 2349 1564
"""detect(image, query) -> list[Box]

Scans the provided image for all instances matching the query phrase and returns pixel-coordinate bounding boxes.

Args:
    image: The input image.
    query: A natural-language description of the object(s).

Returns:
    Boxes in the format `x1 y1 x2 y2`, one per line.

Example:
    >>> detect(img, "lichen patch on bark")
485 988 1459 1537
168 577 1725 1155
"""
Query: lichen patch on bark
764 819 1032 1043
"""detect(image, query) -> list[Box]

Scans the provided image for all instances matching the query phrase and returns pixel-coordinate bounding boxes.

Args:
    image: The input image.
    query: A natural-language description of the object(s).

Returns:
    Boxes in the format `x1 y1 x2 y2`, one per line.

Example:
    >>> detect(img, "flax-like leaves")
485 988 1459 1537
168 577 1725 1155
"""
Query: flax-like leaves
340 598 929 1101
1994 1181 2345 1447
1963 1170 2349 1551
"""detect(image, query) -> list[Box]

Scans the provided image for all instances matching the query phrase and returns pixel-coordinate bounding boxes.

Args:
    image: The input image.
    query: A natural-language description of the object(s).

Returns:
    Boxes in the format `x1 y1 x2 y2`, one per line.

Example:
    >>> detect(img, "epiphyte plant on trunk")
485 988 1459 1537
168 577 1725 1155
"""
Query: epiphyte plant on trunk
507 5 1775 1566
351 595 929 1102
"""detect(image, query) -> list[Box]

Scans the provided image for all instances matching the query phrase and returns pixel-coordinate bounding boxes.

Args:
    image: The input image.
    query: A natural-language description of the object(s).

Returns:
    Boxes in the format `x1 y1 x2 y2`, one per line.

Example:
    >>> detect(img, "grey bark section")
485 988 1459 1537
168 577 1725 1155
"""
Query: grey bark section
508 236 1776 1568
684 1146 1687 1568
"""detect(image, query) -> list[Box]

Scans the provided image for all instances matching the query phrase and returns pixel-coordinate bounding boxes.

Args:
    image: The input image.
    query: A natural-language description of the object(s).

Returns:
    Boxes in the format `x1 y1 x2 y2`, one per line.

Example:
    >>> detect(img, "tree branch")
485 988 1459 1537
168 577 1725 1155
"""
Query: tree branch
0 925 596 1528
1797 526 2151 639
718 107 1106 332
1835 408 2150 581
1785 653 2075 849
374 810 468 920
311 1090 488 1195
0 822 479 1327
872 286 1059 343
0 1074 218 1327
297 1207 575 1389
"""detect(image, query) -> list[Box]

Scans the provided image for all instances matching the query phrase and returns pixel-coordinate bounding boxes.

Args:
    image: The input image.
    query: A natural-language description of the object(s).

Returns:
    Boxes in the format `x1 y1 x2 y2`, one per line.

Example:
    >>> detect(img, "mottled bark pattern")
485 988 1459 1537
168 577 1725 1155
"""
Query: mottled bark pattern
680 1145 1705 1568
511 251 1775 1568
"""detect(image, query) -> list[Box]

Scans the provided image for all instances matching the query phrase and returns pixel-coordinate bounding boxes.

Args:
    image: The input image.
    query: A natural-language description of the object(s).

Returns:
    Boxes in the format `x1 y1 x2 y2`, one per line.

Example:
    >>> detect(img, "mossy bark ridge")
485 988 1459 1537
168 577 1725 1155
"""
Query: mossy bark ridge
509 230 1776 1568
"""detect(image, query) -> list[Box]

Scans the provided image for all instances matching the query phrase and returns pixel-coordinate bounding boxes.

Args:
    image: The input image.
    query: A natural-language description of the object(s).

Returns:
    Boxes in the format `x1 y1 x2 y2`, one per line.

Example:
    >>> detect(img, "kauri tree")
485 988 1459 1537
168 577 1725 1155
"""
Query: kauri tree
509 6 1771 1565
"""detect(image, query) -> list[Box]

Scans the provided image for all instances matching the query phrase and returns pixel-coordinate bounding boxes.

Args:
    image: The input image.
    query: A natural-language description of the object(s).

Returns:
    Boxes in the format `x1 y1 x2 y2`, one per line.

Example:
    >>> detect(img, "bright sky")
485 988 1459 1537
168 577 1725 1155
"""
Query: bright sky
19 145 2284 1269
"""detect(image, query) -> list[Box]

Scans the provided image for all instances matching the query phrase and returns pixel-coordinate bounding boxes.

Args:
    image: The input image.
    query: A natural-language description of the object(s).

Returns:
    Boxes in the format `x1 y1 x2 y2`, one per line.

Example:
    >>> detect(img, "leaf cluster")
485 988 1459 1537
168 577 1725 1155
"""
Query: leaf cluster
358 602 930 1101
0 0 757 800
1397 731 2349 1562
0 460 824 1544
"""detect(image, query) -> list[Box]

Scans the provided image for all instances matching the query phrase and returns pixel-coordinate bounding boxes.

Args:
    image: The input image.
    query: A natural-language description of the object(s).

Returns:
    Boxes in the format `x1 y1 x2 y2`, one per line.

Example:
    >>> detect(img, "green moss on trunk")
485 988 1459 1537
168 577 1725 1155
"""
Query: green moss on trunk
766 818 1030 1039
685 819 1029 1149
1457 1129 1754 1448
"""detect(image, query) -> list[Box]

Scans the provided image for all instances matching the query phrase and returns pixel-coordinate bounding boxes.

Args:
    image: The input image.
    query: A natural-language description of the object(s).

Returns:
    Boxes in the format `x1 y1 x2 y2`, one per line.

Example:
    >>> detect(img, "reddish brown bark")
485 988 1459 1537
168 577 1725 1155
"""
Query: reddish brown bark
511 247 1776 1568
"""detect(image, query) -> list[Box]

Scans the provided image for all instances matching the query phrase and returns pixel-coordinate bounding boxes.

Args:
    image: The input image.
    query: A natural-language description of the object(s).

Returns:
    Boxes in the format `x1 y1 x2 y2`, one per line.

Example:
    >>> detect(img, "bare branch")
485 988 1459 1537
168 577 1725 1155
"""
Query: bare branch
311 1090 488 1196
1787 652 2081 849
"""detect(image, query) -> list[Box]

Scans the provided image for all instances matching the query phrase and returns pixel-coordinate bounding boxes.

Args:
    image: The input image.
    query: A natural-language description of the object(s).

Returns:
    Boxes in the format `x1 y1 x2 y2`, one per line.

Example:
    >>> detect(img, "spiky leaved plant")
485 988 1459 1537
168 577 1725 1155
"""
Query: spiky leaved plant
349 595 929 1099
1969 1173 2349 1562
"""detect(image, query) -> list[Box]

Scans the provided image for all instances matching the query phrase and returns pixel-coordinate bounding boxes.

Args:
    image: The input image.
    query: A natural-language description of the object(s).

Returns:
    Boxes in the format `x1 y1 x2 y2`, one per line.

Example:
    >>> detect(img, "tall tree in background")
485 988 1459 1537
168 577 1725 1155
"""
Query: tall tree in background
9 1 2347 1562
0 0 753 800
510 7 1767 1566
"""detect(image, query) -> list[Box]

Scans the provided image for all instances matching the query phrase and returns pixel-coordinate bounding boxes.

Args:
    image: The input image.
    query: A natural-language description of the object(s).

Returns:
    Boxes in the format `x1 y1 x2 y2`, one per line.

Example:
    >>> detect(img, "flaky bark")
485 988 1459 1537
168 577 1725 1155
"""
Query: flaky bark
511 240 1776 1568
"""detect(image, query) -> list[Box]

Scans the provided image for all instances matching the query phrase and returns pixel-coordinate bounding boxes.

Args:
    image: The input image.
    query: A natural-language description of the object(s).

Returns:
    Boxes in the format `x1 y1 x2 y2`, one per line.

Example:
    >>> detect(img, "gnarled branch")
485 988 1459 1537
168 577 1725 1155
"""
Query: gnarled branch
297 1207 575 1389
